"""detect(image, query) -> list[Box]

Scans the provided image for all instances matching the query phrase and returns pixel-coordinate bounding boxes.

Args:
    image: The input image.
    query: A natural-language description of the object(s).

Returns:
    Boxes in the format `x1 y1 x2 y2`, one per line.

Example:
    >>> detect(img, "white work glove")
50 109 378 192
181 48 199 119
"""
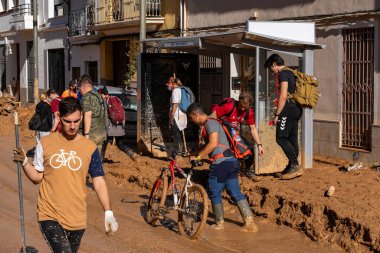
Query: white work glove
105 210 118 235
12 147 28 166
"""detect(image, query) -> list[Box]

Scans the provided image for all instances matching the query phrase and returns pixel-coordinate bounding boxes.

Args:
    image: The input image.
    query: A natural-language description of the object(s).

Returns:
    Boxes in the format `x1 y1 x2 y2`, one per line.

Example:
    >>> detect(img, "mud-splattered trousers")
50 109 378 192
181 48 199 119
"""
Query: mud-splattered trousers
276 101 302 166
208 157 246 205
39 220 85 253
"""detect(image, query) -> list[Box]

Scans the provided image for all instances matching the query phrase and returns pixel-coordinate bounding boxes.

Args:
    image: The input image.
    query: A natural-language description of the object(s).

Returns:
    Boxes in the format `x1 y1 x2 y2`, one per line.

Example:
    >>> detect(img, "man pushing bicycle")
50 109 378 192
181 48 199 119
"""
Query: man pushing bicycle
12 97 118 252
187 102 258 232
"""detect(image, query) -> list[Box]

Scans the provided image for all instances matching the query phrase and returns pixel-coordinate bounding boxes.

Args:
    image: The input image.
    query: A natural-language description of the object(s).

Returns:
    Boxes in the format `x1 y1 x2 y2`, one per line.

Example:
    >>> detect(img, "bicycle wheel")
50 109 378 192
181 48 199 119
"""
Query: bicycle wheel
178 184 208 239
68 156 82 171
146 175 168 226
49 154 63 169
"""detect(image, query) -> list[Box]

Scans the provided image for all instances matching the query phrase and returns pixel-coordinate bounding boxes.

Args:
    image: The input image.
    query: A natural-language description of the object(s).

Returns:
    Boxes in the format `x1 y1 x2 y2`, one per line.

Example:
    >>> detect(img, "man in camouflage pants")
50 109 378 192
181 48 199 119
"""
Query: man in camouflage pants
78 75 106 154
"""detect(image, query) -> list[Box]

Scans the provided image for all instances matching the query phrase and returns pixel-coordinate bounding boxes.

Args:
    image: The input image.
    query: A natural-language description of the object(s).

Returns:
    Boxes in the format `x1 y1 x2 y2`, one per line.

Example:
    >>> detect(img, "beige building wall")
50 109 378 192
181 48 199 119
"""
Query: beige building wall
185 0 380 163
159 0 180 30
186 0 378 29
313 19 380 162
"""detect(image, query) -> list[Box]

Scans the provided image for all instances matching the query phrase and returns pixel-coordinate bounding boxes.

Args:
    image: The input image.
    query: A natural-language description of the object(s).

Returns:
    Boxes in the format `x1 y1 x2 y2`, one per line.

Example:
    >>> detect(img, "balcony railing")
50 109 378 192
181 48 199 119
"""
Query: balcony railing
95 0 161 25
69 6 95 36
146 0 161 17
12 4 32 17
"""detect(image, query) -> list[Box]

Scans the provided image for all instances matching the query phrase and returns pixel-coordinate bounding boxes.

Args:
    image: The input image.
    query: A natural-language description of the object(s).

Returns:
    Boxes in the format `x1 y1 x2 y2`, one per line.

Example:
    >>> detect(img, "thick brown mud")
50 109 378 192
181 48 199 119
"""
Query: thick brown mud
0 107 378 252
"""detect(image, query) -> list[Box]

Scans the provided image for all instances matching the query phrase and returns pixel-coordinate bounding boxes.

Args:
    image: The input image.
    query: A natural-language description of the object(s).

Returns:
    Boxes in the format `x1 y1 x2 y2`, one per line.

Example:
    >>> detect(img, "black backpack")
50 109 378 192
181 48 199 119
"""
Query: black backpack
28 113 42 130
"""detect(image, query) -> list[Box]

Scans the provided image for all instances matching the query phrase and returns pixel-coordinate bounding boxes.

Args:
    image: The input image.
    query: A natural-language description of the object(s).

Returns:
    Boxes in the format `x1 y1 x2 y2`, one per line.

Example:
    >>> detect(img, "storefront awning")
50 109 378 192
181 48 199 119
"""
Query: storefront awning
143 21 325 57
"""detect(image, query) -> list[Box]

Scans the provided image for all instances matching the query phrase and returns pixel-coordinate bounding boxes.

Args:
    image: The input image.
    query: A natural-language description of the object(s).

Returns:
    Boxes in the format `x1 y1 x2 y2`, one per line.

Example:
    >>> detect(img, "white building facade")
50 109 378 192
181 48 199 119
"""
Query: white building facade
0 0 100 103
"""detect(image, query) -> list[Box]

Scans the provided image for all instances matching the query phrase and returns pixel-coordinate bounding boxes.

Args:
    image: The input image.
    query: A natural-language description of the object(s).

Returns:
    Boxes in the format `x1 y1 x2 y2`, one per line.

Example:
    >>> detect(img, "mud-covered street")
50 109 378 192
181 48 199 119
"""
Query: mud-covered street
0 141 342 253
0 107 378 253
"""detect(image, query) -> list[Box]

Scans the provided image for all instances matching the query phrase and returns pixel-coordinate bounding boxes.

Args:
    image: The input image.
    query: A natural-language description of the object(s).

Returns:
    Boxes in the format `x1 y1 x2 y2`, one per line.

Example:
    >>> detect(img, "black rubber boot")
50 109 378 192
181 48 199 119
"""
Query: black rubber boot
211 203 224 230
237 199 258 232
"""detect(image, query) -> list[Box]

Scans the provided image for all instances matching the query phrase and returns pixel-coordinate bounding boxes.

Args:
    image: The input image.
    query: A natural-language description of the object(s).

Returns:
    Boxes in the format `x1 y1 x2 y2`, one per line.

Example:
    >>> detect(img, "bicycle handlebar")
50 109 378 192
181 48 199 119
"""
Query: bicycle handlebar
190 160 203 167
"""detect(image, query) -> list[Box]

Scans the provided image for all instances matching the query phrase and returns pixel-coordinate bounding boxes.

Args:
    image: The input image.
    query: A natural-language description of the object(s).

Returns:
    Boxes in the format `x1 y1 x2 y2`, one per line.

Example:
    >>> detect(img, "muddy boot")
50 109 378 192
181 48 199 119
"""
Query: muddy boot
246 164 263 182
281 164 303 180
237 199 258 232
275 163 291 178
131 153 140 163
211 203 224 230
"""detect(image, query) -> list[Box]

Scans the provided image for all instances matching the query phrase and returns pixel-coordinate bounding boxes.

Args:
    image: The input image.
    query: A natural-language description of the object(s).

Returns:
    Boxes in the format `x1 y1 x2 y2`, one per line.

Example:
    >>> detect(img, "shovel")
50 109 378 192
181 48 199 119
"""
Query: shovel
181 130 188 156
14 112 27 253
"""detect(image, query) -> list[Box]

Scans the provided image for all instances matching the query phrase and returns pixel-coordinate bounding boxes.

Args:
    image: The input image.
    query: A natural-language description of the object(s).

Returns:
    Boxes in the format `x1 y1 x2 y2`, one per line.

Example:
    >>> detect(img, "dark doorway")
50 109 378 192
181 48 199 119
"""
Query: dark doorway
140 53 199 150
72 67 80 81
0 45 5 92
16 43 20 101
199 71 222 114
85 61 98 83
112 40 129 87
27 41 34 102
48 48 65 94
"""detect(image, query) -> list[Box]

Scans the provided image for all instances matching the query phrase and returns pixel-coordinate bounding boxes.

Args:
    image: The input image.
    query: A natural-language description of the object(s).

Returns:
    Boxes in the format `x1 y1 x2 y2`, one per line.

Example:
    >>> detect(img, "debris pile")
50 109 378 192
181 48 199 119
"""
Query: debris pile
0 93 19 116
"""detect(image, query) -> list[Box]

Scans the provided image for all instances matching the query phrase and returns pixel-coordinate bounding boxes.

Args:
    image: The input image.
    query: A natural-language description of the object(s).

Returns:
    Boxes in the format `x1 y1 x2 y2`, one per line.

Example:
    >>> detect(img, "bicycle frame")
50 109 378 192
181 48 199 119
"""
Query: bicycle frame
158 160 194 212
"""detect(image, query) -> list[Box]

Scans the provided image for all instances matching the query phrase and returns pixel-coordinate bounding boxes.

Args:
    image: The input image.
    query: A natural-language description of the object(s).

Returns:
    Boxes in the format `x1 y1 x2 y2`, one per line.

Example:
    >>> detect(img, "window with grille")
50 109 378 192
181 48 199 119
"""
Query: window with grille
341 27 374 150
199 55 220 69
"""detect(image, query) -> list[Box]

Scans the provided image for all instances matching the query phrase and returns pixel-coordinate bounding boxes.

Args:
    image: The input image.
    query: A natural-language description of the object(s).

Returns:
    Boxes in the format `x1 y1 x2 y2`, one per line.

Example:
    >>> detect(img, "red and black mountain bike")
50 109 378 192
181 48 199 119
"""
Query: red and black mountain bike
146 143 208 240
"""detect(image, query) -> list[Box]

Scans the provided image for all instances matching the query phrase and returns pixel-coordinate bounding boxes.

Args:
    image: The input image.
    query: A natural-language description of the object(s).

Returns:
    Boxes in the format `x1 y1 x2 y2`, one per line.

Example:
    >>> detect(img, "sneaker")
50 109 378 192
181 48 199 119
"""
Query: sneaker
131 154 140 163
281 164 303 180
274 163 291 178
246 169 255 179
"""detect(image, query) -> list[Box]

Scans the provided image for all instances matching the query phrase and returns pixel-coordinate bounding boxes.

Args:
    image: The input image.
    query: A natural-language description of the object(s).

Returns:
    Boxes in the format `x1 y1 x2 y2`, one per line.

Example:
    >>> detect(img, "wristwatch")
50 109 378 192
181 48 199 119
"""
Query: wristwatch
84 133 90 136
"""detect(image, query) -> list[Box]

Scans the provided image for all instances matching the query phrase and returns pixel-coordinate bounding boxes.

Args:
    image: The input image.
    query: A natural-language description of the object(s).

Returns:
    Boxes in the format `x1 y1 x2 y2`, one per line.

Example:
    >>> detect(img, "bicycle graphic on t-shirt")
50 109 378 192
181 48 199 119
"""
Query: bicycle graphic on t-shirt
50 149 82 171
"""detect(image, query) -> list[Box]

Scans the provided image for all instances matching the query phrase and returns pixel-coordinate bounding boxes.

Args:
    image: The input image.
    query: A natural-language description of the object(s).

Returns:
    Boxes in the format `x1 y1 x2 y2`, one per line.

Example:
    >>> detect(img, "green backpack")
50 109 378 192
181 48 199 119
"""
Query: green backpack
283 67 320 109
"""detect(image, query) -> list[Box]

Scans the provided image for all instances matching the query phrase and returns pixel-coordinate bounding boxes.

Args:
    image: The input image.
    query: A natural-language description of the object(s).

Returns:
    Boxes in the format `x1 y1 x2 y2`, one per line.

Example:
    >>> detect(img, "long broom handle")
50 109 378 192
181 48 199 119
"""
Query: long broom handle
181 130 188 155
14 112 26 253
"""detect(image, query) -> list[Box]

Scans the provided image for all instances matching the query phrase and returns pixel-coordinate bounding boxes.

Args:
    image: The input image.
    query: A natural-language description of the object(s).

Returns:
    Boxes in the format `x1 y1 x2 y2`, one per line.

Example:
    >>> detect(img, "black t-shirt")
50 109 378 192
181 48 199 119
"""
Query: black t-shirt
279 69 296 94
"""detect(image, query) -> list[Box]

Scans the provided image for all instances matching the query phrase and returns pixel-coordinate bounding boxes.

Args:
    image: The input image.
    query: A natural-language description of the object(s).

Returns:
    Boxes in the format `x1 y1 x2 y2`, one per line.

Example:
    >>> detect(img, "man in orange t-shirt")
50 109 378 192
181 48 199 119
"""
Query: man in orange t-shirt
62 80 78 99
12 97 118 252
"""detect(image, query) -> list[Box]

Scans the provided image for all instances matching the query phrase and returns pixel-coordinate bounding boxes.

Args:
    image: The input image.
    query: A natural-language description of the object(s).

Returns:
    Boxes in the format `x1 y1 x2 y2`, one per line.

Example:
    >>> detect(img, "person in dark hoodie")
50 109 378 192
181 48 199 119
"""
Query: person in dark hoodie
35 92 53 141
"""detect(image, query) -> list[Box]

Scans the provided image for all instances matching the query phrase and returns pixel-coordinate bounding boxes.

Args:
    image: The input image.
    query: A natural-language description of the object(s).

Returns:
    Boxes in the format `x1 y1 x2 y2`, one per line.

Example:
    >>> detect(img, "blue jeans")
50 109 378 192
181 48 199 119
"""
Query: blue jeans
208 158 246 205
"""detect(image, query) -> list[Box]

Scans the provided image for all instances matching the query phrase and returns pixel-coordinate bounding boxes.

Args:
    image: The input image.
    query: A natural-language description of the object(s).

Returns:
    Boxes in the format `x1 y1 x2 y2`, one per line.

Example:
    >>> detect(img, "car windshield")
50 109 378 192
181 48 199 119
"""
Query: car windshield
122 95 137 111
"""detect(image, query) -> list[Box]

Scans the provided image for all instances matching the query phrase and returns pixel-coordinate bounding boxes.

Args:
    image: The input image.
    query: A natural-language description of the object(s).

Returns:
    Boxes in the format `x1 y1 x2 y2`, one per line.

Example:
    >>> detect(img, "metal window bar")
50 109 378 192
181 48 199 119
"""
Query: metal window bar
11 4 32 16
112 0 123 21
341 27 374 150
146 0 160 17
69 6 95 36
200 55 217 69
27 41 34 103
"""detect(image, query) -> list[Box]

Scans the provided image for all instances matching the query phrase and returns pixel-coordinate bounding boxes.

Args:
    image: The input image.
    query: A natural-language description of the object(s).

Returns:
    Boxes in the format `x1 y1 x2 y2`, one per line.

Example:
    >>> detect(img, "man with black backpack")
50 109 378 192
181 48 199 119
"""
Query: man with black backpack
210 92 264 180
264 54 303 180
167 74 195 153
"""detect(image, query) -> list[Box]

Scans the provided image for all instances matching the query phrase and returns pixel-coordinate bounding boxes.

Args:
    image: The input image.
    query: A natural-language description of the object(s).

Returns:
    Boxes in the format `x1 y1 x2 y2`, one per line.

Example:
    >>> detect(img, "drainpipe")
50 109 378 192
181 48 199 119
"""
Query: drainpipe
139 0 146 52
180 0 183 35
65 0 71 71
33 0 38 104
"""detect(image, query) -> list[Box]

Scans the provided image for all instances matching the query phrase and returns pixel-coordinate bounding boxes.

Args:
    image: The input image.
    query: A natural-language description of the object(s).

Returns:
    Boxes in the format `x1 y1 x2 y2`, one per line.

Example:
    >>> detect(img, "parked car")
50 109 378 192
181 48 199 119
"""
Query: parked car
94 85 137 139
